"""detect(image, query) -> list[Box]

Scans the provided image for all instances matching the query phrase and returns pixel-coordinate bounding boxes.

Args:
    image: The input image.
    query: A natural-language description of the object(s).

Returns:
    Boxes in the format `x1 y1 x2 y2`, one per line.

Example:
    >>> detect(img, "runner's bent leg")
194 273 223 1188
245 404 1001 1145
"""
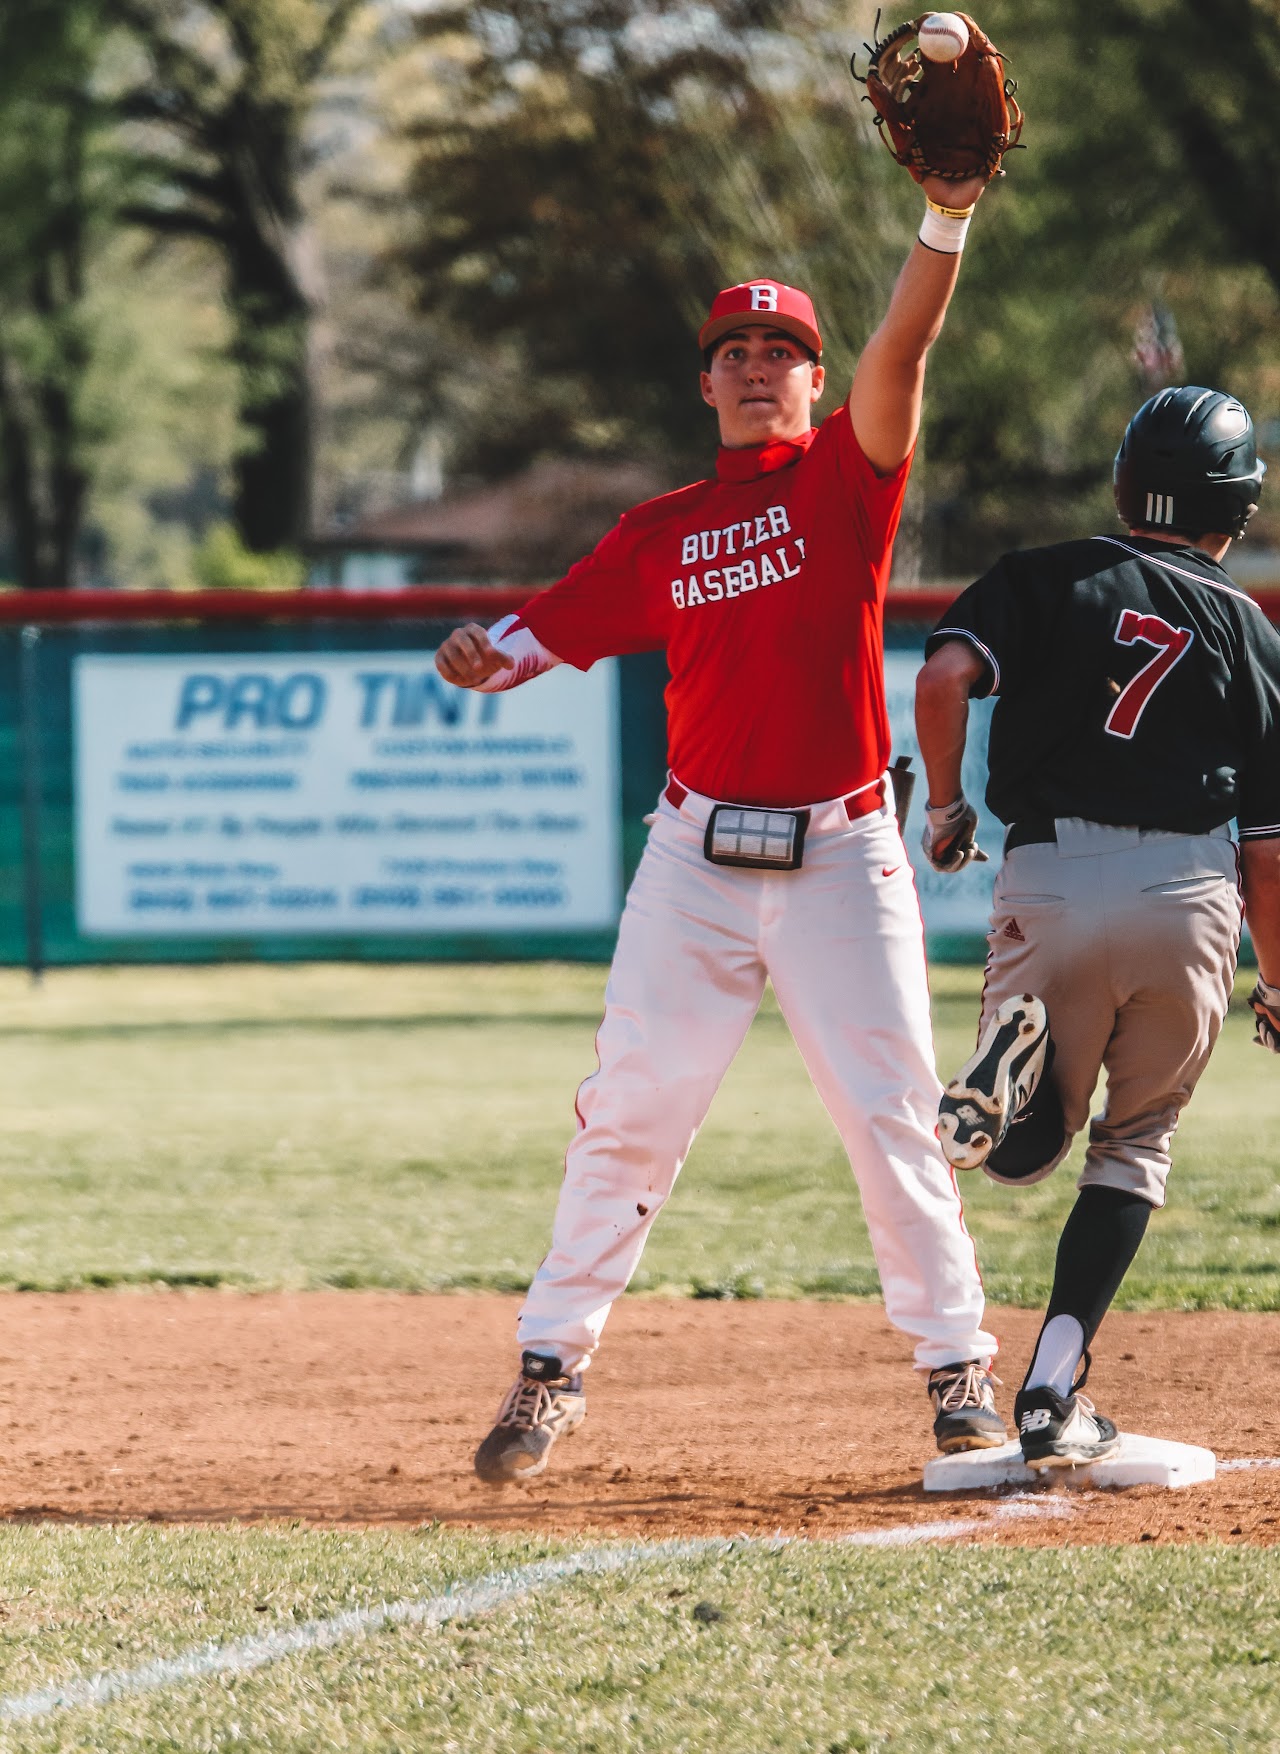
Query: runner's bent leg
767 809 996 1370
1081 833 1240 1206
975 842 1116 1175
1014 831 1238 1391
518 811 766 1371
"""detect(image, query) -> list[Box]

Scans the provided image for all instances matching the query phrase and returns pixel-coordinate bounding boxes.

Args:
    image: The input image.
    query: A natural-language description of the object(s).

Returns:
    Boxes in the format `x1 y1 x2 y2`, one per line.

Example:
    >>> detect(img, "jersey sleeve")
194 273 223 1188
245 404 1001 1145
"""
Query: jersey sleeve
810 406 915 593
1233 605 1280 839
516 516 669 671
924 556 1025 698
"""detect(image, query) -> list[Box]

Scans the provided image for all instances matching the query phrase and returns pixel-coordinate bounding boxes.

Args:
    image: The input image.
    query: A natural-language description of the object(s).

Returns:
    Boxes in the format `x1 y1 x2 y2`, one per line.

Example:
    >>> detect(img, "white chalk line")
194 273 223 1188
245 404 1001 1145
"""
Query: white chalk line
1218 1457 1280 1472
0 1497 1066 1727
0 1542 716 1725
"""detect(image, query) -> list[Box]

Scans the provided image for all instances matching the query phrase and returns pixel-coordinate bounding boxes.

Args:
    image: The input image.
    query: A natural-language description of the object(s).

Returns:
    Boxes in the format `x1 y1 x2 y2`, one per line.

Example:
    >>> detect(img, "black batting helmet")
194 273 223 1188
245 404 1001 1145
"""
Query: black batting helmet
1114 386 1267 540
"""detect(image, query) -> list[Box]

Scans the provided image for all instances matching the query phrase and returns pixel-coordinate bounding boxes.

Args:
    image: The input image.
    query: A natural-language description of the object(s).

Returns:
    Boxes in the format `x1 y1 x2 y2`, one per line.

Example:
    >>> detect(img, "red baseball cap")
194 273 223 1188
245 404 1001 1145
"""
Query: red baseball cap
698 279 823 360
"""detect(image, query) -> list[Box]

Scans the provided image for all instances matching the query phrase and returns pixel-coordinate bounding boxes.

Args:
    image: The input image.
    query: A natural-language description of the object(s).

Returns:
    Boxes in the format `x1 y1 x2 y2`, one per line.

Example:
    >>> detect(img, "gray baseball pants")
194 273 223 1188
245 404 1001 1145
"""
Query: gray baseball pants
977 818 1241 1206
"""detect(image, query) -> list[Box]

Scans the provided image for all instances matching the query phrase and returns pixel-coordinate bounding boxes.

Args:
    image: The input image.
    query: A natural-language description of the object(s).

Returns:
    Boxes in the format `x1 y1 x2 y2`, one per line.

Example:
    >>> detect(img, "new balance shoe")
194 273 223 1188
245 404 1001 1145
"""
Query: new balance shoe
1015 1384 1119 1470
473 1351 586 1485
927 1360 1008 1453
938 994 1051 1171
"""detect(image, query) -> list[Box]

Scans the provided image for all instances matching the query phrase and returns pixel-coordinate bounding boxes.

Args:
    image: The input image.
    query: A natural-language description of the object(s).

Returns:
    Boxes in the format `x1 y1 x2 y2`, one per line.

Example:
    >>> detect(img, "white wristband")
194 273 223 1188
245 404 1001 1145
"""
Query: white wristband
473 613 560 693
918 200 974 254
1256 975 1280 1009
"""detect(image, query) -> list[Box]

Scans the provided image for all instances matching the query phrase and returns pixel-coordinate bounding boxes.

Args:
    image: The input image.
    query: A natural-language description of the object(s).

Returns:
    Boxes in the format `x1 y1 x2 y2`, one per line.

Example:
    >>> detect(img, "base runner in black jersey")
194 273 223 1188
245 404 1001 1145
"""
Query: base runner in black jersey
914 385 1280 1470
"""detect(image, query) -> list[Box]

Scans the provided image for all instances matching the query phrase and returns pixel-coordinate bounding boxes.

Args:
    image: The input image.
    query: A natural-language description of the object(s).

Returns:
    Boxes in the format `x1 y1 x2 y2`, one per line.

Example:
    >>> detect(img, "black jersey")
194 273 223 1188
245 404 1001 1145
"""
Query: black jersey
926 533 1280 837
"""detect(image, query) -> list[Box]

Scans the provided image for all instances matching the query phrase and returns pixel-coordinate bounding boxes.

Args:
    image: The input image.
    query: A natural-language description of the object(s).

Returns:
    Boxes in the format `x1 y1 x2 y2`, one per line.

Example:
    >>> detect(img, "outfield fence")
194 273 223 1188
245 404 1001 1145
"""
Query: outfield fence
1 585 1274 973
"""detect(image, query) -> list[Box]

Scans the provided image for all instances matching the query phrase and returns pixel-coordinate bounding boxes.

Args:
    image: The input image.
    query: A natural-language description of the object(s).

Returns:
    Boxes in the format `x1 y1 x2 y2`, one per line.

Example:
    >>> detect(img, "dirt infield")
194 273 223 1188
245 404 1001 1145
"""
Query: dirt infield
0 1291 1276 1546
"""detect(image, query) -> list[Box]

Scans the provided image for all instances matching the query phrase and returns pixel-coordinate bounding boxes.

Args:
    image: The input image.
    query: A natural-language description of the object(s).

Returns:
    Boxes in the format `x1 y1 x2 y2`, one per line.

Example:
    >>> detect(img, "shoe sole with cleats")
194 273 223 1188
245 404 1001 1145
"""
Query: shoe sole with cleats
934 1416 1010 1454
938 994 1050 1171
1021 1426 1121 1470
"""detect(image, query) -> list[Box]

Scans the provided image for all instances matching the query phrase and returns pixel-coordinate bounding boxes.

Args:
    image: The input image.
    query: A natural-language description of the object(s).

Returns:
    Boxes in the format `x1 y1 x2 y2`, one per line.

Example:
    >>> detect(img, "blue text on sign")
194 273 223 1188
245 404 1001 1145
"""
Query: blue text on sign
176 673 327 731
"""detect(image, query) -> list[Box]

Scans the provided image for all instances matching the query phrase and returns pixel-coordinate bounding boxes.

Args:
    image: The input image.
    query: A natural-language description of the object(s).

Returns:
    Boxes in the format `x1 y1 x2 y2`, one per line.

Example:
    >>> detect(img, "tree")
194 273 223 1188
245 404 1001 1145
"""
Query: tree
105 0 366 551
390 0 904 482
0 1 110 588
921 0 1280 567
1104 0 1280 299
390 0 1280 571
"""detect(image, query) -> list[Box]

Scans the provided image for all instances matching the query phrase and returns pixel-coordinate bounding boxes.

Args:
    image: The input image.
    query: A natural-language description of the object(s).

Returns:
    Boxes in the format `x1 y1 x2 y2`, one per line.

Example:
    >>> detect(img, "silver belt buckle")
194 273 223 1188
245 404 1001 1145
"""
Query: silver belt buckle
703 805 806 870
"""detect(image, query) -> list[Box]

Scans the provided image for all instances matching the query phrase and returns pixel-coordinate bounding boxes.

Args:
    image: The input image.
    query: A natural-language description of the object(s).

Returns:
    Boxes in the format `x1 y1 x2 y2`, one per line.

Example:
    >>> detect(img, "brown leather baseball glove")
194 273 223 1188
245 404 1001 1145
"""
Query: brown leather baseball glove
853 12 1023 185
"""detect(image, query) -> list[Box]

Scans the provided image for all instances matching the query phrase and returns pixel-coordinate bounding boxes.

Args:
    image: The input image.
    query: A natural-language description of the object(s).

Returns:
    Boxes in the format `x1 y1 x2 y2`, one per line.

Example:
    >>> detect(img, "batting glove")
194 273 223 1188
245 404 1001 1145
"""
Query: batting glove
922 794 989 875
1250 976 1280 1053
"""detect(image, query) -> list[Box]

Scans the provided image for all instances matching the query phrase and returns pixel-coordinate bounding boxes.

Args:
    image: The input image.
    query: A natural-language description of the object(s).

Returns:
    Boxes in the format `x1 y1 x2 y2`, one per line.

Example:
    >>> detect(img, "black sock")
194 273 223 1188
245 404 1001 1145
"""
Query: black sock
1021 1186 1152 1395
1045 1185 1153 1339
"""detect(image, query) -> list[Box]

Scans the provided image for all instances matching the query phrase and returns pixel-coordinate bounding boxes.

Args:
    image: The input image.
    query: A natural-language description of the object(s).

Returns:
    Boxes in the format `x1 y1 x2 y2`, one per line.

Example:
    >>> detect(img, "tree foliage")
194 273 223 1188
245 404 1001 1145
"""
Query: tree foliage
0 1 115 588
103 0 366 550
1105 0 1280 298
391 0 1280 571
2 0 1280 585
393 0 908 481
921 0 1280 565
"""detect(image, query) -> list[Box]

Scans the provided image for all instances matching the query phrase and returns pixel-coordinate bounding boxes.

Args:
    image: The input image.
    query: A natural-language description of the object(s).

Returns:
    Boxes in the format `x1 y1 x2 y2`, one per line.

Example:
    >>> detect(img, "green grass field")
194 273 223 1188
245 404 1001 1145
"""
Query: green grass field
0 961 1278 1749
0 1525 1278 1751
0 961 1275 1307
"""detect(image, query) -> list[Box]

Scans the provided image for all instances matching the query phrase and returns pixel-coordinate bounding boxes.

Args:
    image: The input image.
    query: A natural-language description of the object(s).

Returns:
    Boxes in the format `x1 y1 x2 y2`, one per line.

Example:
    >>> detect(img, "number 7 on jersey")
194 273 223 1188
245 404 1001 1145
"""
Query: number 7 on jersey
1104 609 1196 740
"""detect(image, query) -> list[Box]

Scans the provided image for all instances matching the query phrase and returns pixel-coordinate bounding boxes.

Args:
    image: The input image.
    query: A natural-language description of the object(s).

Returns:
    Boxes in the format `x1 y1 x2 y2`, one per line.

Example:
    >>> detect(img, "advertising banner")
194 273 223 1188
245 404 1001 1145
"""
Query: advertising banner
882 647 999 941
74 653 621 936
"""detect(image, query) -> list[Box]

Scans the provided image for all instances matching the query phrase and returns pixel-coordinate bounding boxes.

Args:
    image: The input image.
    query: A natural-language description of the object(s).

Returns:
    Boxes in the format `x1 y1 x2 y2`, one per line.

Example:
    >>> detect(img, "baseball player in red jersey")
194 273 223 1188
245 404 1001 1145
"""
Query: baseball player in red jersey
439 171 1006 1484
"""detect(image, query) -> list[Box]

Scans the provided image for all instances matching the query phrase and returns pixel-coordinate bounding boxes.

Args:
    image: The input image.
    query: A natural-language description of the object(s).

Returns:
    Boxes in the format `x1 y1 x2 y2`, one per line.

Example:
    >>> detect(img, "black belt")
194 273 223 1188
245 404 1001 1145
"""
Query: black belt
1004 819 1057 854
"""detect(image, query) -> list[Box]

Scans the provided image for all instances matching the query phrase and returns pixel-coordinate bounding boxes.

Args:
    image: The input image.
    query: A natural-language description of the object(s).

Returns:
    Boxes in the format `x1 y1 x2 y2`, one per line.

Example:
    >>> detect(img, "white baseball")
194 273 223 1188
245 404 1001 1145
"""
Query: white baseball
918 12 969 62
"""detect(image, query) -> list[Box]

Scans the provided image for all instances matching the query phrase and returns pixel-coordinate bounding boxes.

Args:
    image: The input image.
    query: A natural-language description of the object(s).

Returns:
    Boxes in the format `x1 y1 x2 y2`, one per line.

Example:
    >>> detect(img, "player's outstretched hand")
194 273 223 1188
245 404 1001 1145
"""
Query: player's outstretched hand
1250 977 1280 1053
922 794 989 874
921 172 987 213
435 623 515 689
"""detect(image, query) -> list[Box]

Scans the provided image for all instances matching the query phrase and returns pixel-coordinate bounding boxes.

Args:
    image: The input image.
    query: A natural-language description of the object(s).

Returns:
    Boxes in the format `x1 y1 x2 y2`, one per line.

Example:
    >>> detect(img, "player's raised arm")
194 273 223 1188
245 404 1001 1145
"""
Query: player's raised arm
848 13 1022 472
849 182 983 472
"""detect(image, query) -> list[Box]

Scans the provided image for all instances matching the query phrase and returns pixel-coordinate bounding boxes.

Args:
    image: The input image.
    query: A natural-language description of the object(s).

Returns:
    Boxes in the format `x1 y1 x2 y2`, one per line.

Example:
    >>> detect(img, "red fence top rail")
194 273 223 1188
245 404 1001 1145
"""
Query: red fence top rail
1 585 1278 626
0 587 531 624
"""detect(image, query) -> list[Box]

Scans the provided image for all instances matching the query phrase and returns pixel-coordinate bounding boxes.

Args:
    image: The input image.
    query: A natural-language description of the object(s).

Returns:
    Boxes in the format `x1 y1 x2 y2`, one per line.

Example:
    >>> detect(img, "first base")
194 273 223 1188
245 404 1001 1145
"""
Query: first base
923 1433 1216 1492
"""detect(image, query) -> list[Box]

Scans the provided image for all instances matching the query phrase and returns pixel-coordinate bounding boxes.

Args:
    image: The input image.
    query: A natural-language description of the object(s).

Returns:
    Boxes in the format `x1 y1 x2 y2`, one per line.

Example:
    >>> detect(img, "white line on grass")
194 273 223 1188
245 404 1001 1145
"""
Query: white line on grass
0 1542 722 1724
0 1499 1067 1726
837 1518 980 1548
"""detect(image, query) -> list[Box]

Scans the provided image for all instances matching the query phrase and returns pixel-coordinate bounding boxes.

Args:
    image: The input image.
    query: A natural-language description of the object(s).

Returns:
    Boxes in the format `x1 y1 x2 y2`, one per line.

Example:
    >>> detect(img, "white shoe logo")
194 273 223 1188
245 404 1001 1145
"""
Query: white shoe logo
1020 1408 1051 1433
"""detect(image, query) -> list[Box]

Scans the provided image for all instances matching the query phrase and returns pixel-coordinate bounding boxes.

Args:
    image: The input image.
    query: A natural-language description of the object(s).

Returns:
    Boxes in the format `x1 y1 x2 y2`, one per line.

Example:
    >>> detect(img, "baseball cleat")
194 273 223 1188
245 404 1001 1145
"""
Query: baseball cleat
473 1351 586 1486
927 1360 1008 1453
1014 1383 1120 1471
938 993 1050 1171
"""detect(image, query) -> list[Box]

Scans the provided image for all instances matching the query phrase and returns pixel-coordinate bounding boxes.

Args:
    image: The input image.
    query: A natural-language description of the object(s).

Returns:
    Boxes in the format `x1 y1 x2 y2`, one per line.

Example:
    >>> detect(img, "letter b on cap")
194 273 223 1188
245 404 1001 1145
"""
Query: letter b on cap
749 284 778 311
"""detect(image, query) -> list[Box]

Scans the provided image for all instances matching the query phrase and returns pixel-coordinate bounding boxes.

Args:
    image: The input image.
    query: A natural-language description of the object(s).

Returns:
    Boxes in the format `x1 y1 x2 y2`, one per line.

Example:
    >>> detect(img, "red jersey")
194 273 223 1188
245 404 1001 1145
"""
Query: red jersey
518 405 912 806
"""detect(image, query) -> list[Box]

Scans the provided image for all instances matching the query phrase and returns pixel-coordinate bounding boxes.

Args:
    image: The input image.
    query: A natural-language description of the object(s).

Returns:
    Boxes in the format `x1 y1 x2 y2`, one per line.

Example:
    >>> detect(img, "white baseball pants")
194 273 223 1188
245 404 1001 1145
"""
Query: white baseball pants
517 783 996 1374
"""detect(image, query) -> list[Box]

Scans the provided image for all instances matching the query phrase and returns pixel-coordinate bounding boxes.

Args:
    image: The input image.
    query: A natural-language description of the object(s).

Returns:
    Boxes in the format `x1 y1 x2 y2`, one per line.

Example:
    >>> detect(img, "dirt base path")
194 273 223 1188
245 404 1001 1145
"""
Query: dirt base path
1 1292 1277 1546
